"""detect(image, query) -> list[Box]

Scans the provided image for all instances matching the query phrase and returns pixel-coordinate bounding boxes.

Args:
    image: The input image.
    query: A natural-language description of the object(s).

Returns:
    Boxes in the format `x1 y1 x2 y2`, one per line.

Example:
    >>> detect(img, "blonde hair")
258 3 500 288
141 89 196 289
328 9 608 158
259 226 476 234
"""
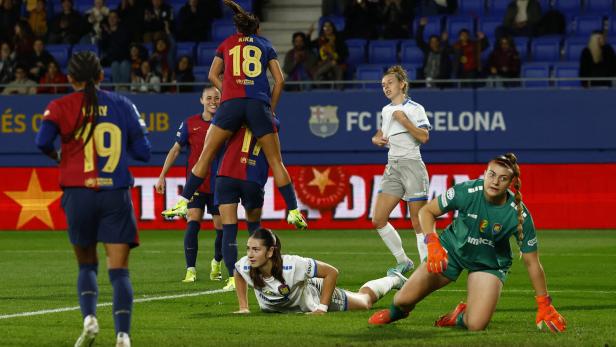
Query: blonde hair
492 153 524 245
588 32 603 64
384 65 409 95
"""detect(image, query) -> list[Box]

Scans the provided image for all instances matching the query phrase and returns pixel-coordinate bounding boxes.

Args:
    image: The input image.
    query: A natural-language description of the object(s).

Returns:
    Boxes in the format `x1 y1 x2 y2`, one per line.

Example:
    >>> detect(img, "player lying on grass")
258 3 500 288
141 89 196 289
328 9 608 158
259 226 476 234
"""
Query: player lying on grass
233 228 406 314
369 153 567 332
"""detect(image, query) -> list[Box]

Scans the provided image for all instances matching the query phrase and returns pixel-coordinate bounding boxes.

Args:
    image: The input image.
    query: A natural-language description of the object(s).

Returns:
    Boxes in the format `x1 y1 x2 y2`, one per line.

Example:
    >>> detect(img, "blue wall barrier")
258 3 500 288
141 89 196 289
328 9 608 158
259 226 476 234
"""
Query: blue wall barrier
1 89 615 167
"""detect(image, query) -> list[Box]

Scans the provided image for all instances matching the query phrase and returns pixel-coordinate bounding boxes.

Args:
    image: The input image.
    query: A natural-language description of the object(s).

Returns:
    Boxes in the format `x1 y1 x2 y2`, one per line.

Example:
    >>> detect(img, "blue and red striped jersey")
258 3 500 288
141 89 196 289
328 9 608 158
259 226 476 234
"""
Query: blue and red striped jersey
175 114 218 193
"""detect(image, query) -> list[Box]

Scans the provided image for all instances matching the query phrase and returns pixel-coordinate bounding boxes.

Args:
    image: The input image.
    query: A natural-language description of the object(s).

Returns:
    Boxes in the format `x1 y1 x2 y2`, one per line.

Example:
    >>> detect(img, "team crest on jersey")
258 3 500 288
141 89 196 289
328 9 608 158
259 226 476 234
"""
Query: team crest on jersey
479 219 489 233
309 105 339 138
278 284 290 297
492 223 503 235
446 188 455 200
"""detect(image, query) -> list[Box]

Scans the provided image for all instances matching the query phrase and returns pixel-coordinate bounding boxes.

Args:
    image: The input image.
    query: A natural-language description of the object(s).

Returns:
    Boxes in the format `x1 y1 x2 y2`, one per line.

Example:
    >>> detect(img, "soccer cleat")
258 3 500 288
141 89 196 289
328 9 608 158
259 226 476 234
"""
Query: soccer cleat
386 269 408 290
161 198 188 218
115 332 131 347
286 209 308 230
223 277 235 291
434 302 467 327
210 259 222 281
387 259 414 278
182 267 196 283
368 308 409 325
74 315 98 347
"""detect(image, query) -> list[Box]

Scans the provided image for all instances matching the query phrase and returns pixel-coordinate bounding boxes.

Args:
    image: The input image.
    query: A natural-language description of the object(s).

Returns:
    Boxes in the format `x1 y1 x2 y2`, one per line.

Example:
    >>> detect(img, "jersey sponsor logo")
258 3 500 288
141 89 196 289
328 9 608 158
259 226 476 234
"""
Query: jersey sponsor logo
466 236 495 247
492 223 502 235
479 219 489 233
467 213 477 219
468 186 483 193
309 105 339 138
296 166 349 210
282 265 293 270
527 237 538 247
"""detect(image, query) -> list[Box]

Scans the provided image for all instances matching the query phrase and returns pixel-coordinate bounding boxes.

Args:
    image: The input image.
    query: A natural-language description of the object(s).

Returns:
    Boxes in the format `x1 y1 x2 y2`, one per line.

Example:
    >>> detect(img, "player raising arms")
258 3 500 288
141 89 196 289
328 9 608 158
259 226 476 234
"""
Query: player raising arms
369 154 567 333
156 87 225 283
371 65 432 276
35 52 151 347
162 0 307 230
234 228 406 314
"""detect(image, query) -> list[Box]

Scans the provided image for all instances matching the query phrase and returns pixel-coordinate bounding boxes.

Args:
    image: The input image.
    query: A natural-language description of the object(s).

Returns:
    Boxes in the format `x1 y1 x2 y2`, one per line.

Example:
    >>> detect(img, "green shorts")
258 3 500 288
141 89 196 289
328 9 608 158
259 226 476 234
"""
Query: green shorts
440 242 510 284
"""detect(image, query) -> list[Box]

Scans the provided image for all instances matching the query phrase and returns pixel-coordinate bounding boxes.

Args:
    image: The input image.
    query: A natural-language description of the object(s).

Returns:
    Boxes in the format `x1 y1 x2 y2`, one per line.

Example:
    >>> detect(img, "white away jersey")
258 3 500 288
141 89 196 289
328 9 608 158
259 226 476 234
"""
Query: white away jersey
380 98 431 160
235 254 319 313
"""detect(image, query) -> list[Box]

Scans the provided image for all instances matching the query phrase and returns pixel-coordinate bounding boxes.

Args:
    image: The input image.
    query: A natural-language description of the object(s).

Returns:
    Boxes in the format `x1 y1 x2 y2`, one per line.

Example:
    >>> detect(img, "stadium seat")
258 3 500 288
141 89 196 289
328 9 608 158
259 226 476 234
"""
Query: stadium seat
414 16 443 39
74 2 90 14
356 64 385 89
102 67 112 83
222 0 252 17
400 41 424 64
211 19 236 42
458 0 486 15
522 62 551 87
399 64 418 81
319 15 346 32
143 42 154 56
553 0 582 17
563 36 588 61
368 40 399 64
572 15 604 35
46 44 71 67
531 37 561 62
487 0 509 15
447 16 475 39
514 37 530 61
71 44 99 56
478 16 502 41
193 65 210 82
176 42 196 61
196 42 219 66
553 62 581 87
346 39 367 67
585 0 614 14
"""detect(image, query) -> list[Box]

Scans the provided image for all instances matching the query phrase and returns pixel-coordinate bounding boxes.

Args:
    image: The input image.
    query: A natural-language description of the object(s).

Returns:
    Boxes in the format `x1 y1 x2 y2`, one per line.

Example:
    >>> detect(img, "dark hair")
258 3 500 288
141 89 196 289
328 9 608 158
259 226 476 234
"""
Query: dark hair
458 28 470 35
223 0 259 36
292 31 307 44
67 51 102 146
319 20 338 37
492 153 524 244
249 228 284 289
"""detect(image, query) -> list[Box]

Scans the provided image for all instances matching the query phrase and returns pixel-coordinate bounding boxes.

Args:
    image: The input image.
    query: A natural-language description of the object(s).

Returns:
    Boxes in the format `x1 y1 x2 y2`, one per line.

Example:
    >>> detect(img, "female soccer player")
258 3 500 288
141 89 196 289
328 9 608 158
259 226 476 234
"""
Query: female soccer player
371 65 432 276
156 87 224 283
368 154 567 333
233 228 406 314
162 0 307 230
35 51 151 347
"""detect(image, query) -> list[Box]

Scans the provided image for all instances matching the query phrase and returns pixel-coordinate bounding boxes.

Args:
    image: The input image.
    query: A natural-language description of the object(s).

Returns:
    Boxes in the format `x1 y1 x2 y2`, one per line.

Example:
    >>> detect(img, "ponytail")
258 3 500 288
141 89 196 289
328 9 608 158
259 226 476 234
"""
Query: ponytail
223 0 259 36
67 51 102 146
249 228 285 289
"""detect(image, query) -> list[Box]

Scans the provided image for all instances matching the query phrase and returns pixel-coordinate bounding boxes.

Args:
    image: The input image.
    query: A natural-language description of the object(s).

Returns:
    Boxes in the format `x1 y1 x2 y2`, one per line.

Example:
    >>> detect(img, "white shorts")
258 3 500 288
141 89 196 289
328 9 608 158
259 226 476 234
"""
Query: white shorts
306 278 349 312
379 158 429 202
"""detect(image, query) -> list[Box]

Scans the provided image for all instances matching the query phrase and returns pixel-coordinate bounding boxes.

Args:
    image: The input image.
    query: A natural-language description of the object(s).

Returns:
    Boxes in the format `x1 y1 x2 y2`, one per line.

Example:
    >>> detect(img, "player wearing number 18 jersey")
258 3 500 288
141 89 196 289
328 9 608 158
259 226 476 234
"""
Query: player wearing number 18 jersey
35 52 150 347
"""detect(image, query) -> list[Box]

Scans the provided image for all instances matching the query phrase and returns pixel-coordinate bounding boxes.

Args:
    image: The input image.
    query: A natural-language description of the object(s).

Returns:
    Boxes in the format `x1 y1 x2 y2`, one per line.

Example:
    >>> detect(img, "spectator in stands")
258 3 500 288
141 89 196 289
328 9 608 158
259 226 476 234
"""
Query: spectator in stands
580 31 616 88
415 0 457 16
0 0 19 43
500 0 542 38
83 0 110 43
131 60 161 92
486 36 520 87
149 36 173 88
129 42 147 76
37 60 68 94
0 42 16 88
48 0 86 44
2 64 36 94
172 55 194 93
118 0 145 43
415 16 452 87
13 21 35 62
142 0 173 43
344 0 379 40
283 32 317 91
176 0 209 42
100 10 131 85
451 29 489 83
27 39 53 81
380 0 412 39
309 20 348 86
28 0 47 39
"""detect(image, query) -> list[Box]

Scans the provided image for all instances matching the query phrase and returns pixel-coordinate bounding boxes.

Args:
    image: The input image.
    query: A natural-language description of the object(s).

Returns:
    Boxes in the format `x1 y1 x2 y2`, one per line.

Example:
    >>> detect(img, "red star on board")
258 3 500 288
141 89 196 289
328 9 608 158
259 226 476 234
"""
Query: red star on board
4 170 62 229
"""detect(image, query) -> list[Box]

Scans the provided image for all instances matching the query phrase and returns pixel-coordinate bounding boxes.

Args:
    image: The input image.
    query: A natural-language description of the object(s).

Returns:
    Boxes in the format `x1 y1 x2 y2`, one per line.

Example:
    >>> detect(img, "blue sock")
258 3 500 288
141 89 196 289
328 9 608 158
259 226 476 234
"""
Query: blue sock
456 312 467 329
278 183 298 210
77 263 98 318
108 269 133 335
214 228 223 262
247 221 261 236
222 224 238 277
181 172 204 200
184 221 200 268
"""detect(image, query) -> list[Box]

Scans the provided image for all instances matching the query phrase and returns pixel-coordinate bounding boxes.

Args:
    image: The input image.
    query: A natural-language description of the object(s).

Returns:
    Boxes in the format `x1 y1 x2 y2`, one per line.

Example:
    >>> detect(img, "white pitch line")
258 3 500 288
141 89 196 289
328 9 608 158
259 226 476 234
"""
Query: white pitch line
440 289 616 295
0 288 230 320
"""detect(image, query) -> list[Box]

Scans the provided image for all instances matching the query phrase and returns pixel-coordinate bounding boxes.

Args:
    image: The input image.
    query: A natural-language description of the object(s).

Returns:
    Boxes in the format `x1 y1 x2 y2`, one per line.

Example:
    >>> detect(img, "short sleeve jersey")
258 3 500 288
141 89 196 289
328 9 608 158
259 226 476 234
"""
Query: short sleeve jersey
43 90 149 189
216 33 277 105
235 254 318 313
380 97 431 160
437 179 538 271
175 114 217 193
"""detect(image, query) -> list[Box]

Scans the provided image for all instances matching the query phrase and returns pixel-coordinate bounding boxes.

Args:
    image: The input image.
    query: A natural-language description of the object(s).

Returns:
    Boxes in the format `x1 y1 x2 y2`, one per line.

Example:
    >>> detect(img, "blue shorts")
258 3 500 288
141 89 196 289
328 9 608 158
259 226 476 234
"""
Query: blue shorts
212 98 277 138
215 176 265 210
188 191 219 215
61 188 138 248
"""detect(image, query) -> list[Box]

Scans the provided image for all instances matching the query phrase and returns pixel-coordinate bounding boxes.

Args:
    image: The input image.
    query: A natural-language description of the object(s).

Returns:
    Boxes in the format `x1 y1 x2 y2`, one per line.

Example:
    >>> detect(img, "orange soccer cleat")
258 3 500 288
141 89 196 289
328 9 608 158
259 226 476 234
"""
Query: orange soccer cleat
434 302 467 327
368 308 409 325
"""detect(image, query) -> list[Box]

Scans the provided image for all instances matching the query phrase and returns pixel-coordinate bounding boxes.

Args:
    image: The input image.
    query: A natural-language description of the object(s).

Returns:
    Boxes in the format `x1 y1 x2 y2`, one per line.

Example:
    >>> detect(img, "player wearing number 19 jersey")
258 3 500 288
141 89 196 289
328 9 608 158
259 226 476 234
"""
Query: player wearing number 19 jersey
34 52 150 347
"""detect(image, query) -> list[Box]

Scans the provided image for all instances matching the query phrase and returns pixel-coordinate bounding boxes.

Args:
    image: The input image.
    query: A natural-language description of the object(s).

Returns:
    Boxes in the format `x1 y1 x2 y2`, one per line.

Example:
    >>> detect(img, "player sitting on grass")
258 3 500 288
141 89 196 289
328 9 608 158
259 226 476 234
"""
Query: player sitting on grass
368 153 567 332
233 228 406 314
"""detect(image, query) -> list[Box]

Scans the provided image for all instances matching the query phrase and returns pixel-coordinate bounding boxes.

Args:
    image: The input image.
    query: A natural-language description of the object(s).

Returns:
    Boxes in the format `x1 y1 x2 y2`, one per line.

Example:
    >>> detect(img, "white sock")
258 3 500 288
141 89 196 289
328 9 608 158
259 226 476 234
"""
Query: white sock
187 267 196 272
416 233 428 263
361 276 399 301
377 223 410 264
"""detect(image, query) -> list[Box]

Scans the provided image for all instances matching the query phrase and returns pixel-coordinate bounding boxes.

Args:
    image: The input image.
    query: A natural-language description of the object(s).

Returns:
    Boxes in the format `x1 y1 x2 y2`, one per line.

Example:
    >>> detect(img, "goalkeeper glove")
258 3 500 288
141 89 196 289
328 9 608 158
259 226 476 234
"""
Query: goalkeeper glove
536 294 566 333
424 233 448 273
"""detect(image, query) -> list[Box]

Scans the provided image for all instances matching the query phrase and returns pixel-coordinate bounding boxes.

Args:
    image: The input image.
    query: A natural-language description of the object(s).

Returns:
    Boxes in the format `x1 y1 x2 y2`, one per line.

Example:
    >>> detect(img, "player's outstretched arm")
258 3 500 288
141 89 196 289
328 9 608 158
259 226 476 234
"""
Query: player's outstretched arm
308 261 339 315
392 111 429 144
155 142 182 194
522 251 566 333
233 270 250 314
267 59 284 113
208 57 224 92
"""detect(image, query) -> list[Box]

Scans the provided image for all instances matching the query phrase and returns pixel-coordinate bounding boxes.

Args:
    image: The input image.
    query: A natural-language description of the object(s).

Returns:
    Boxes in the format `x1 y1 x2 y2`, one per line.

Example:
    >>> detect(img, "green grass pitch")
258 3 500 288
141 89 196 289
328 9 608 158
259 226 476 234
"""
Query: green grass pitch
1 229 615 346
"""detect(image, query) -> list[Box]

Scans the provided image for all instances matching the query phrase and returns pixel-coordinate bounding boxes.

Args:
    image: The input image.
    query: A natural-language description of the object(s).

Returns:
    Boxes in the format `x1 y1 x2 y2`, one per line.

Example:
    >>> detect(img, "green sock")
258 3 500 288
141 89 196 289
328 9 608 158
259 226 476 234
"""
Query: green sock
455 312 467 329
389 304 409 322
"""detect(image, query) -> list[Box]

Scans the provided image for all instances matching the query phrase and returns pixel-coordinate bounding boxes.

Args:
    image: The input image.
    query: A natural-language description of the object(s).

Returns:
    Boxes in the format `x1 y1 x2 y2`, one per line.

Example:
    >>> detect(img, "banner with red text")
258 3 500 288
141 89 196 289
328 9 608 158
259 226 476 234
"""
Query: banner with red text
1 164 615 231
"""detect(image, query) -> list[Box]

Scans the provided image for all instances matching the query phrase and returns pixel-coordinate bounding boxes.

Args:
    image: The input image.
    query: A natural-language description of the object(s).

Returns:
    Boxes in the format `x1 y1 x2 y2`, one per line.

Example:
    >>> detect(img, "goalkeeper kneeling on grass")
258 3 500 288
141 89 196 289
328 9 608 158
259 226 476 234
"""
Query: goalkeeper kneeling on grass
369 153 566 333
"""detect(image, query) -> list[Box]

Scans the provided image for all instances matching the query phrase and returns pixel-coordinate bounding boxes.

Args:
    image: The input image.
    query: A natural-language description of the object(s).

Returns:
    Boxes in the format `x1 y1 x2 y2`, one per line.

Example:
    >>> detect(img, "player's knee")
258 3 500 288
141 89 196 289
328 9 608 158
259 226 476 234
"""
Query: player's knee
371 215 386 229
465 317 489 331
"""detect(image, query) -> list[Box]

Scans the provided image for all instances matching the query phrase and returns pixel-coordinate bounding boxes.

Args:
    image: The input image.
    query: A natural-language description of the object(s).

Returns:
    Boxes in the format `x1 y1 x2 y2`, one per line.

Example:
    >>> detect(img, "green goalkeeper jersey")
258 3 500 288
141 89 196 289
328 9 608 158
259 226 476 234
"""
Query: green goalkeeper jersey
437 179 538 272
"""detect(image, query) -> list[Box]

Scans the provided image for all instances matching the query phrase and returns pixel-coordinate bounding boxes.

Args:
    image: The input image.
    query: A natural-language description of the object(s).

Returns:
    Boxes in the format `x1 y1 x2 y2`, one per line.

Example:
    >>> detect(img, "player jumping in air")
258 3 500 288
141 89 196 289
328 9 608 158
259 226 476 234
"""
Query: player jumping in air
155 87 224 283
35 51 151 347
371 65 432 276
368 153 566 333
162 0 307 230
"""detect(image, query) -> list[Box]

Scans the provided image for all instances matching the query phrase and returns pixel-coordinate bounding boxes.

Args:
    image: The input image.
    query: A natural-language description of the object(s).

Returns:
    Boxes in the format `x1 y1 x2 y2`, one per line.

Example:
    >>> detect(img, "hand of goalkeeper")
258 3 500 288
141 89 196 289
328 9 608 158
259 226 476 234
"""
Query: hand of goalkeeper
424 233 448 273
535 295 566 333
